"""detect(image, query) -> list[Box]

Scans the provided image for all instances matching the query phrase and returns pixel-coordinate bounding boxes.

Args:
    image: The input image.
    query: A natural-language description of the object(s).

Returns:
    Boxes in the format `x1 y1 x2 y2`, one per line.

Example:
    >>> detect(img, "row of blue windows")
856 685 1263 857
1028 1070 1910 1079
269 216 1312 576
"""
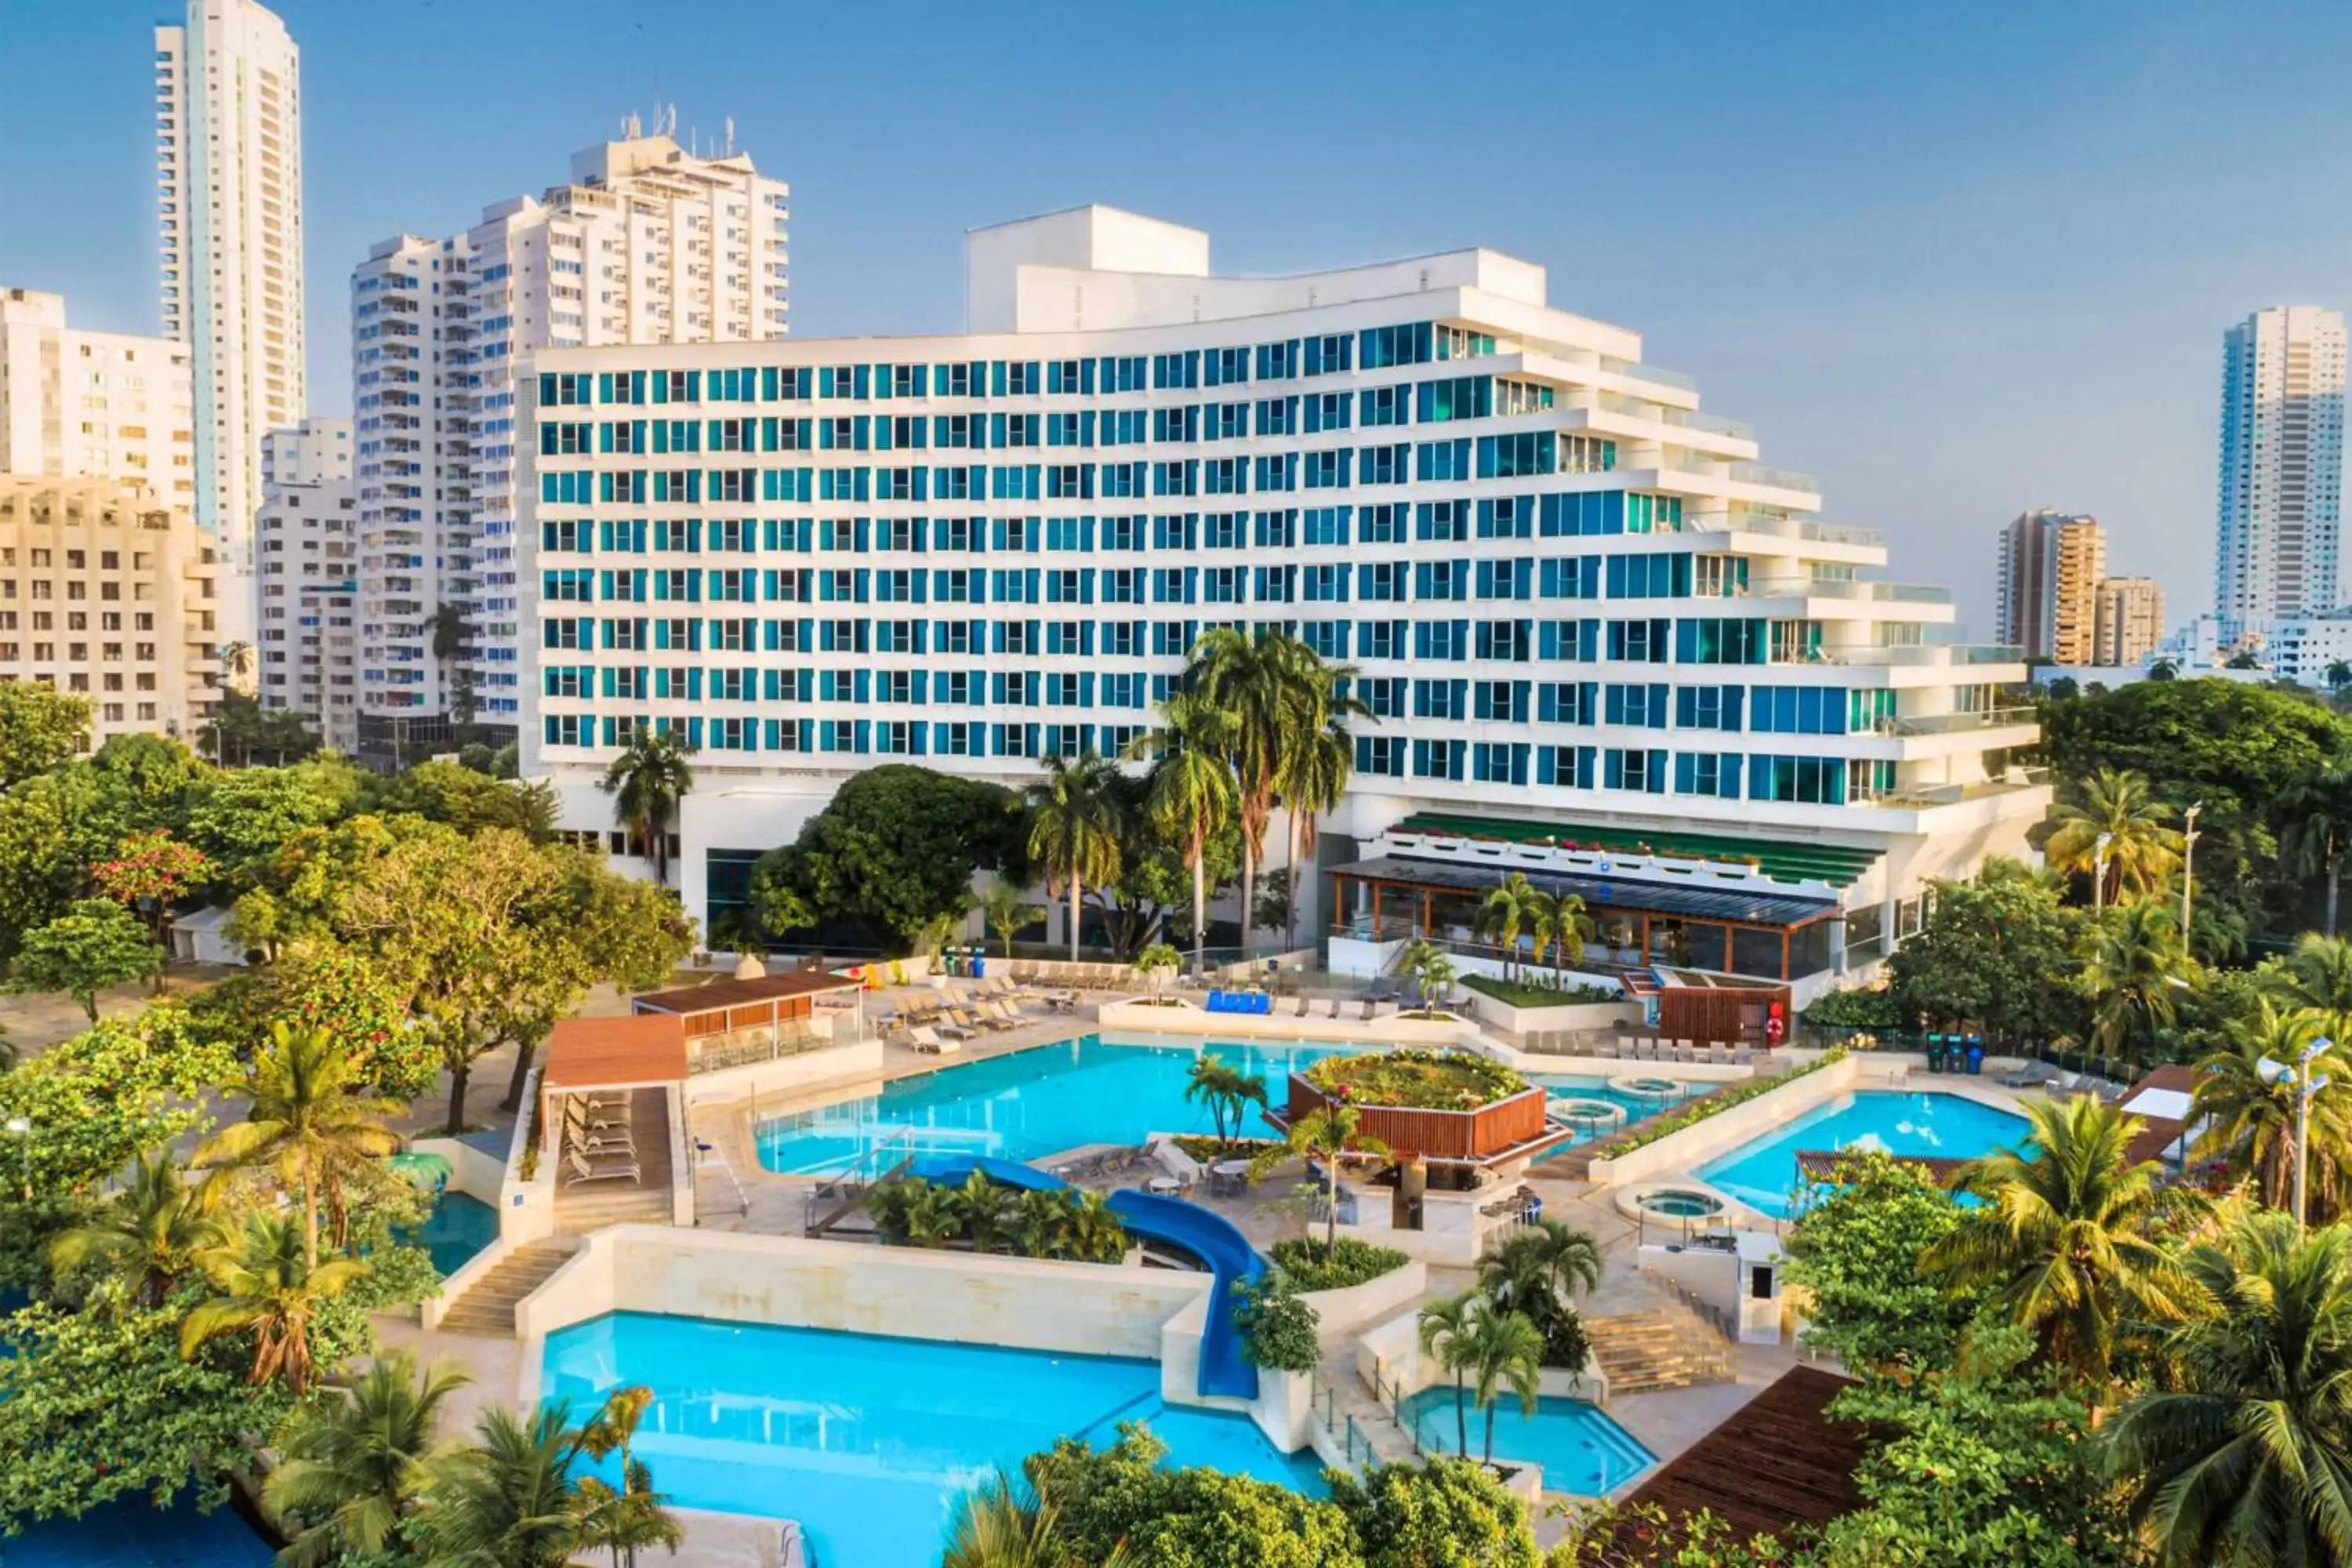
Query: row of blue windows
1347 736 1892 802
542 713 1150 760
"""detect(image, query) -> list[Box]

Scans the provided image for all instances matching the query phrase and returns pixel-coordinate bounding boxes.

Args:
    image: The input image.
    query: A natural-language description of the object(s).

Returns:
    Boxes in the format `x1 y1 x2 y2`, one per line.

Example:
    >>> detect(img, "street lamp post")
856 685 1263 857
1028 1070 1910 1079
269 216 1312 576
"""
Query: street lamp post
2181 802 2203 942
2260 1040 2333 1233
2094 832 2115 911
3 1116 29 1203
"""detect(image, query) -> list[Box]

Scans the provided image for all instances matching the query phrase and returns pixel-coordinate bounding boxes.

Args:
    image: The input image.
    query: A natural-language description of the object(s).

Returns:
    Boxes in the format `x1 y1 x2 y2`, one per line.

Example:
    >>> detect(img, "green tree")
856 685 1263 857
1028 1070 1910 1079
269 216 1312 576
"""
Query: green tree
263 1350 471 1566
942 1467 1123 1568
1475 1219 1602 1367
1250 1102 1392 1253
576 1385 681 1568
1184 627 1327 956
377 758 561 842
91 829 215 976
1276 711 1358 952
2103 1208 2352 1568
1131 688 1240 973
2268 931 2352 1040
0 682 93 786
1232 1272 1320 1373
1416 1288 1479 1460
2193 1001 2352 1218
184 756 363 880
2045 767 2184 904
6 897 158 1020
1397 938 1457 1013
1459 1299 1543 1465
0 1007 234 1200
178 1213 368 1395
2281 741 2352 937
1923 1094 2197 1395
409 1404 608 1568
196 1022 403 1267
1026 750 1123 961
46 1147 219 1308
0 764 143 953
1328 1460 1541 1568
982 883 1031 957
1024 1423 1362 1568
597 728 696 887
1183 1055 1269 1154
2077 902 2192 1064
1781 1149 1976 1374
1475 873 1539 979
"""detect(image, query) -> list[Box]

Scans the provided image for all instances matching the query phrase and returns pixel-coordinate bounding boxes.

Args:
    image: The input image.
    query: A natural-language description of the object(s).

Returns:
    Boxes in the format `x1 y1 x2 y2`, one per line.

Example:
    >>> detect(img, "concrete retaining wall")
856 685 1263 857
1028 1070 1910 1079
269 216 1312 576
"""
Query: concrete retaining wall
1584 1052 1876 1187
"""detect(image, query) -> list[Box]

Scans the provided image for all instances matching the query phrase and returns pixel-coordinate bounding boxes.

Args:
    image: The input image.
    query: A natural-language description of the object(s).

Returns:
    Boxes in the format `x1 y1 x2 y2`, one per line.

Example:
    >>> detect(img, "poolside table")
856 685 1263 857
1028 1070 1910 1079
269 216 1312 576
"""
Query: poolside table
1147 1175 1181 1196
1210 1159 1251 1196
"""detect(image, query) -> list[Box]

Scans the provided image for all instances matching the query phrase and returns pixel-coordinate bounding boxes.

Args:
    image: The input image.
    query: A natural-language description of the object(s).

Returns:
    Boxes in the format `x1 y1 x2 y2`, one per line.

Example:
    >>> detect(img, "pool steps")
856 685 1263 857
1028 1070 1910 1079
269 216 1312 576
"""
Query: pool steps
437 1242 578 1338
1583 1303 1734 1394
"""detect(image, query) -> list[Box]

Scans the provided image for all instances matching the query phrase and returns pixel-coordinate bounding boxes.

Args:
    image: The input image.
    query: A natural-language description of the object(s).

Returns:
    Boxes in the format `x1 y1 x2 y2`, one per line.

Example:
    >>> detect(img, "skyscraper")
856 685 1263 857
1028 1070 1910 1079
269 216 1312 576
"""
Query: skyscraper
1994 509 2103 662
155 0 307 652
351 129 789 765
2092 577 2165 666
2217 306 2346 624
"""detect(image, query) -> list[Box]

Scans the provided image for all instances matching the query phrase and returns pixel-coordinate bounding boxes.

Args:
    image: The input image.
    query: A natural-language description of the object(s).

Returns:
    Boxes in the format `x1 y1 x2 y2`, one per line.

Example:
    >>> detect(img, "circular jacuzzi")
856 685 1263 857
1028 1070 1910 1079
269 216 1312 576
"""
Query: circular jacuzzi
1610 1074 1686 1101
1546 1097 1628 1134
1614 1181 1735 1225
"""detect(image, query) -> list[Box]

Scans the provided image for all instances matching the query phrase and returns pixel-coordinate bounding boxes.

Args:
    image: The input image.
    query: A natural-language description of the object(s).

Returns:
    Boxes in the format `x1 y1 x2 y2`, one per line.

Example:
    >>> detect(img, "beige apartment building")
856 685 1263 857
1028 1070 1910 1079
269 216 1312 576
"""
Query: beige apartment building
0 477 220 746
1994 508 2104 663
0 288 194 503
2093 576 2167 666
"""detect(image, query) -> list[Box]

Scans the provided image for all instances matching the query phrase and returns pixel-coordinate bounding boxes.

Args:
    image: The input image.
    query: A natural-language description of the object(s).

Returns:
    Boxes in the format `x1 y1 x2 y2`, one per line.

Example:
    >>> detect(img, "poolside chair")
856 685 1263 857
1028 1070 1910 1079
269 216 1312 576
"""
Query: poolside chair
985 1001 1026 1031
938 1012 981 1041
1732 1045 1754 1066
1293 993 1311 1017
564 1148 642 1186
1708 1045 1732 1066
1998 1061 2057 1090
568 1127 635 1159
907 1026 962 1056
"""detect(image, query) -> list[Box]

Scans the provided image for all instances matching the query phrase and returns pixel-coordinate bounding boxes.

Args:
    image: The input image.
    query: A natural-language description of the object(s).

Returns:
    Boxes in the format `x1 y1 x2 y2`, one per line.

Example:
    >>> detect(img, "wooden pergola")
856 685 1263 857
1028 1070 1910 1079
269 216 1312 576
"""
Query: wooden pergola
538 1014 689 1147
633 970 867 1071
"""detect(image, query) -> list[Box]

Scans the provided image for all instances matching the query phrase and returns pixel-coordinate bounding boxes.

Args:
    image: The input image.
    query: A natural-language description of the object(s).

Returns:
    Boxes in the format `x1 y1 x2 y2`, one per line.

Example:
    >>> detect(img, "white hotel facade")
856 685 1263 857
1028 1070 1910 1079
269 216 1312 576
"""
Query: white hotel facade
521 208 2045 998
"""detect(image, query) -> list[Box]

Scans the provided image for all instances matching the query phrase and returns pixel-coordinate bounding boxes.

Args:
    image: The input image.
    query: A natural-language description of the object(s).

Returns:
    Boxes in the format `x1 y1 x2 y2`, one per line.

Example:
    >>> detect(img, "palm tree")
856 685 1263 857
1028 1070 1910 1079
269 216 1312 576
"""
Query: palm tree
2270 933 2352 1041
1398 939 1458 1013
264 1351 471 1566
1183 1056 1269 1154
219 639 256 691
1922 1094 2198 1394
1416 1288 1480 1460
2332 659 2352 695
2102 1208 2352 1566
1461 1299 1544 1465
982 883 1029 959
2193 1003 2352 1218
1475 874 1540 979
1025 750 1122 962
1010 1188 1071 1261
1129 690 1240 975
47 1148 219 1308
1185 628 1324 956
577 1386 677 1568
2078 902 2192 1065
178 1213 368 1395
1477 1219 1604 1340
942 1468 1127 1568
2045 767 2183 904
1276 715 1358 952
197 1022 402 1269
408 1404 596 1568
2282 744 2352 939
1527 890 1597 977
598 729 697 887
1250 1102 1392 1253
1062 1189 1128 1264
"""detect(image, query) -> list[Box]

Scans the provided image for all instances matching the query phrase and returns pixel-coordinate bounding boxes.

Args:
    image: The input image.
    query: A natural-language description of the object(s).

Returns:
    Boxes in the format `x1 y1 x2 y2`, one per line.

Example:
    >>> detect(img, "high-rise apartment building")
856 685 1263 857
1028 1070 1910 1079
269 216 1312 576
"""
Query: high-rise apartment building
256 419 355 750
2217 306 2347 623
352 130 789 768
0 289 195 503
2092 576 2165 666
155 0 307 653
0 476 220 746
1994 509 2103 663
519 206 2047 996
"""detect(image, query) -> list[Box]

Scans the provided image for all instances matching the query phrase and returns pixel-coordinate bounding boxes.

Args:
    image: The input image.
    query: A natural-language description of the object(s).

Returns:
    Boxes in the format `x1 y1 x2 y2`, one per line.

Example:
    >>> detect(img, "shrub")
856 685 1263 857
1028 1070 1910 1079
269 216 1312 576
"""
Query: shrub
1268 1236 1410 1291
1305 1048 1528 1110
1232 1272 1320 1372
1461 974 1624 1008
1801 986 1906 1030
1171 1134 1281 1165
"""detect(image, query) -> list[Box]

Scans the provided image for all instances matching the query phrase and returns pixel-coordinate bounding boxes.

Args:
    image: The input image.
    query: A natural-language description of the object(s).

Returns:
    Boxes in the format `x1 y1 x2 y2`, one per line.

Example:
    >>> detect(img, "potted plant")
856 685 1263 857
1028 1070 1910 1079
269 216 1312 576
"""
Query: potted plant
1133 942 1181 1003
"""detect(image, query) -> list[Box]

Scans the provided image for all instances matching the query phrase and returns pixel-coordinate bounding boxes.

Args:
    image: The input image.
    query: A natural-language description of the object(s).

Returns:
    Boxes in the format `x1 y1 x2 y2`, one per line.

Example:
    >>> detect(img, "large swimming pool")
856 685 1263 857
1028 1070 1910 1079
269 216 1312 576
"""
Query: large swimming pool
1698 1090 2031 1218
1398 1386 1653 1494
756 1035 1351 1174
541 1312 1327 1568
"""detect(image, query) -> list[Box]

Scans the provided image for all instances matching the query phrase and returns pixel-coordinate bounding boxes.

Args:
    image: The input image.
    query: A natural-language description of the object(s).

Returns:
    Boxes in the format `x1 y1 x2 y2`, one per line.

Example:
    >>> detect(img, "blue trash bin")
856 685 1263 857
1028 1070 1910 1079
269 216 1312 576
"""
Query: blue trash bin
1965 1040 1984 1075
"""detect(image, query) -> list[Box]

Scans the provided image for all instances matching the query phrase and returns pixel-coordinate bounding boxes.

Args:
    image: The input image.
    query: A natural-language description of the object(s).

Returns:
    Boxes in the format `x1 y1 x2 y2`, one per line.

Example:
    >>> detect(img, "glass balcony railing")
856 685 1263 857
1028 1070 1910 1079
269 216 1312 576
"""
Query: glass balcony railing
1731 462 1822 494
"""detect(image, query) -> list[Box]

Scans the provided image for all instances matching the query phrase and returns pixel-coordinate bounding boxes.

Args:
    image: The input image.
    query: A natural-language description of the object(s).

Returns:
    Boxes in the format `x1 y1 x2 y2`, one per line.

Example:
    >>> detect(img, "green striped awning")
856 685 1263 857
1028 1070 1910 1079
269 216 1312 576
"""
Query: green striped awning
1392 813 1881 890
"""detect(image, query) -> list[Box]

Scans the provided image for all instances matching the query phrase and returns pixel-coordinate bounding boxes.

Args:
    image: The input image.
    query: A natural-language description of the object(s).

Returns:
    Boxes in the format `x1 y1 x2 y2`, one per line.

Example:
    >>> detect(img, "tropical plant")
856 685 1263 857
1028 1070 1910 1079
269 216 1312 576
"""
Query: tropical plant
218 638 256 687
1134 942 1181 999
2045 767 2183 904
1416 1288 1479 1460
263 1351 471 1566
408 1403 610 1568
1265 1236 1409 1291
46 1147 218 1308
1062 1188 1128 1265
2192 1002 2352 1219
1276 714 1357 952
982 883 1030 958
1010 1186 1072 1261
1232 1272 1321 1373
958 1171 1016 1254
2269 932 2352 1040
1026 750 1123 962
5 896 159 1021
195 1021 402 1267
1129 689 1240 975
2282 742 2352 938
177 1212 368 1394
1460 1299 1544 1465
1923 1094 2198 1394
1476 1219 1602 1367
1396 939 1457 1013
1475 873 1540 979
2078 902 2193 1065
942 1466 1125 1568
1250 1102 1392 1253
1183 628 1327 957
1184 1055 1269 1154
576 1385 677 1568
597 728 697 887
2103 1208 2352 1568
92 829 216 985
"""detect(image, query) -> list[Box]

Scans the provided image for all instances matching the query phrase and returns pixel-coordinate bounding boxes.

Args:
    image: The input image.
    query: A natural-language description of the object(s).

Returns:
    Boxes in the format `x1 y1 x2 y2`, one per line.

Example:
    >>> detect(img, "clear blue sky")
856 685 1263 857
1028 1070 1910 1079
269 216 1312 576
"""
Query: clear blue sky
5 0 2352 634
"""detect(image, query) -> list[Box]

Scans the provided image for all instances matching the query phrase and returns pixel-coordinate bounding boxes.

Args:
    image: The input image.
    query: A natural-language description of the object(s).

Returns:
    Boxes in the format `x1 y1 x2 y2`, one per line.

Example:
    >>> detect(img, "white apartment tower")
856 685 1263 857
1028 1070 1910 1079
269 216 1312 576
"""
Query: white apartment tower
353 129 789 767
2217 306 2346 624
155 0 307 653
256 419 356 751
0 288 194 504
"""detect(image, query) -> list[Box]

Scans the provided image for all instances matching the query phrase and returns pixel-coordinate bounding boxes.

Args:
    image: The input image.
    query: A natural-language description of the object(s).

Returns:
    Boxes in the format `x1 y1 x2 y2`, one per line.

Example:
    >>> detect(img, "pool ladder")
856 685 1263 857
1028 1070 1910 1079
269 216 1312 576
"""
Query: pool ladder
803 1131 918 1236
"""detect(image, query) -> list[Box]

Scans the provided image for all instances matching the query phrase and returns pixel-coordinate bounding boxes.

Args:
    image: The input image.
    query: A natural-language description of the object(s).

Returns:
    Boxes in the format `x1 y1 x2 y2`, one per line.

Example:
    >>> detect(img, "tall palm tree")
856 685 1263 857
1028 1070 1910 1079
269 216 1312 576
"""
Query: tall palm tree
178 1213 368 1395
1477 1219 1604 1339
1249 1102 1392 1253
218 639 256 691
2194 1002 2352 1218
264 1351 472 1567
2284 743 2352 938
597 729 697 887
2045 767 2183 904
47 1148 220 1308
1127 691 1238 975
577 1387 677 1568
1184 628 1319 956
1276 713 1359 952
2102 1209 2352 1566
1183 1056 1268 1154
1475 873 1541 978
197 1022 402 1269
1535 891 1597 975
1461 1299 1544 1465
2078 902 2192 1065
409 1404 597 1568
1025 750 1122 962
1922 1094 2198 1395
1416 1289 1480 1461
2270 933 2352 1042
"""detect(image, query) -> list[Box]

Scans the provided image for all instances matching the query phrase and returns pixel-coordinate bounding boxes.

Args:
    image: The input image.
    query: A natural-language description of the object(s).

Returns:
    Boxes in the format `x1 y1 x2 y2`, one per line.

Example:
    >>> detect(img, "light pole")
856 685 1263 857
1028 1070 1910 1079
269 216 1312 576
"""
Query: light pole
2260 1040 2333 1232
3 1116 28 1203
2180 802 2202 943
2094 832 2115 911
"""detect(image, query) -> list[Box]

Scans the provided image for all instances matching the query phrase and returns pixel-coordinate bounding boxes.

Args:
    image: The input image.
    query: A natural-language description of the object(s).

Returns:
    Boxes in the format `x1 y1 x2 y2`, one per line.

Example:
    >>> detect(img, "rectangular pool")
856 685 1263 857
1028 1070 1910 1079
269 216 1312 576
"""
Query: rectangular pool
756 1034 1352 1174
1698 1090 2031 1218
1398 1386 1653 1494
540 1312 1327 1567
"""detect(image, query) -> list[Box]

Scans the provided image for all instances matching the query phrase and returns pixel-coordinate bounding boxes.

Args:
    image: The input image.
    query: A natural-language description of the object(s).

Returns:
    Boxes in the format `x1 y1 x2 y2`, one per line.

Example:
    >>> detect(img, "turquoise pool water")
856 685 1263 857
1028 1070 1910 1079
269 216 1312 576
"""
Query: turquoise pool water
1699 1090 2032 1218
395 1189 499 1276
0 1494 274 1567
1530 1074 1716 1145
541 1312 1327 1567
1399 1387 1653 1494
756 1034 1352 1174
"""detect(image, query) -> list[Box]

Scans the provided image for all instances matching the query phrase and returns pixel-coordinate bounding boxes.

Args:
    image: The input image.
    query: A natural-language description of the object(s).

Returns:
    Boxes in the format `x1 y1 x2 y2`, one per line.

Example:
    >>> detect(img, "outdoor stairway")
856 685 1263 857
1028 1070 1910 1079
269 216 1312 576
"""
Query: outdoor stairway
436 1243 575 1338
1585 1303 1735 1395
553 1087 675 1234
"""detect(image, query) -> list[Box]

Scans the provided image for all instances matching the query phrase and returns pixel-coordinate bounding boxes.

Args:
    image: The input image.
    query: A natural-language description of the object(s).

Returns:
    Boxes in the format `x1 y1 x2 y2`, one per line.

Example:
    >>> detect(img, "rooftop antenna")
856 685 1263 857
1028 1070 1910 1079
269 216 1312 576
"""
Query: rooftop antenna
724 116 735 155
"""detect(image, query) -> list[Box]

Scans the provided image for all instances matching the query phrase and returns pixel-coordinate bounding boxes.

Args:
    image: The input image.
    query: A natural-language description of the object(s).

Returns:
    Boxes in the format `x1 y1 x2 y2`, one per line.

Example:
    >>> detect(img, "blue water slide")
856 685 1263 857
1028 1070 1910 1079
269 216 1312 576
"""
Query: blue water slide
901 1154 1265 1399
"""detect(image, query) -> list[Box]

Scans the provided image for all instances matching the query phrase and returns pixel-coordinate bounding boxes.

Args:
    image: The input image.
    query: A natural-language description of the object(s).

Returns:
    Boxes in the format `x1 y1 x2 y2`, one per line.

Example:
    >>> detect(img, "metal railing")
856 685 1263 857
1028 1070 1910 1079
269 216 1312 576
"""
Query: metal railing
801 1130 916 1236
688 1022 832 1076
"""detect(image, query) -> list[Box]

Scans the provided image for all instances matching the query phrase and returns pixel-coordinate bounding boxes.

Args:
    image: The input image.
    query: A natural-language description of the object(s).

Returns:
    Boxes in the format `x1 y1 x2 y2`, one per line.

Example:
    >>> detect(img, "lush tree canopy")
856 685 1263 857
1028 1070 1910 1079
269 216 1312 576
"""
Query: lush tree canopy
750 765 1027 948
0 684 93 789
1882 861 2089 1045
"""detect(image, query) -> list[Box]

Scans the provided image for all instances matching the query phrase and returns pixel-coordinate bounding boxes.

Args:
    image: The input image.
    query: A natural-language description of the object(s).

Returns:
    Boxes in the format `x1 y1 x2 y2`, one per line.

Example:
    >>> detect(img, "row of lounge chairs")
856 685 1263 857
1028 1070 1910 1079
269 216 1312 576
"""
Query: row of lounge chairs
1051 1145 1152 1181
892 1000 1044 1054
1599 1036 1758 1065
563 1091 644 1186
1998 1060 2132 1102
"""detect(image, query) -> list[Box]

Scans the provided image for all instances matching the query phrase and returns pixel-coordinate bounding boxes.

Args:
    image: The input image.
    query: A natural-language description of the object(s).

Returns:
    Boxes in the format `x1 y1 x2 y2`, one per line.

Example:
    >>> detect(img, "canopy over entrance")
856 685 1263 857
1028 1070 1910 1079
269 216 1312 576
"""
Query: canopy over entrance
542 1014 689 1099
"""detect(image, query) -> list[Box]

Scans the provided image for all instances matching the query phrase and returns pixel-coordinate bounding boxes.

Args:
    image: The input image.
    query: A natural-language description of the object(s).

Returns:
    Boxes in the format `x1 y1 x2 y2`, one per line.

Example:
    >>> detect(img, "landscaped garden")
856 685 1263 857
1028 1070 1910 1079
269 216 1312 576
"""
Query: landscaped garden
1301 1048 1530 1110
1461 973 1624 1009
1266 1236 1411 1292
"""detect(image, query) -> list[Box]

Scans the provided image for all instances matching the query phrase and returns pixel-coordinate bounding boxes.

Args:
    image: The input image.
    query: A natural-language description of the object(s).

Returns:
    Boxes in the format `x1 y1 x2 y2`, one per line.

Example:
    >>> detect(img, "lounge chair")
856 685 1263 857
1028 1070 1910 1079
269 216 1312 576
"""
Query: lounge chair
982 1001 1025 1031
908 1026 963 1056
1732 1045 1754 1066
1998 1061 2056 1090
564 1148 641 1186
937 1014 979 1042
568 1128 635 1158
1359 999 1376 1022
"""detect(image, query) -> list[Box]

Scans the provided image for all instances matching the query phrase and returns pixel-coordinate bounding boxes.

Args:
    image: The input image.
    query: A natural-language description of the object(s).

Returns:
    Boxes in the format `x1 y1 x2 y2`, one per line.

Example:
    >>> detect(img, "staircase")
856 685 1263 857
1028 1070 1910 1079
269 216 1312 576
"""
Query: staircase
552 1087 676 1235
437 1243 575 1338
1585 1301 1735 1395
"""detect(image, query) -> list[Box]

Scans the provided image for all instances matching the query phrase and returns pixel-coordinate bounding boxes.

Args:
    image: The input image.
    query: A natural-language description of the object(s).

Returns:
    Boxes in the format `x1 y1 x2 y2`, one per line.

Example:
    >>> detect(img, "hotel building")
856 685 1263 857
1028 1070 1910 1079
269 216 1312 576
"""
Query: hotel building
0 288 195 505
519 207 2046 1001
2091 576 2165 669
255 418 356 750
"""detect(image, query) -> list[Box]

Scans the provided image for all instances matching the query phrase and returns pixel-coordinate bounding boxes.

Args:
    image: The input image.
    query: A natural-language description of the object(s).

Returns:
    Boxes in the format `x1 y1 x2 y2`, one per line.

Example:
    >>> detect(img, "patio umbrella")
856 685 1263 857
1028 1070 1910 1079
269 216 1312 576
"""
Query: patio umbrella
387 1151 452 1192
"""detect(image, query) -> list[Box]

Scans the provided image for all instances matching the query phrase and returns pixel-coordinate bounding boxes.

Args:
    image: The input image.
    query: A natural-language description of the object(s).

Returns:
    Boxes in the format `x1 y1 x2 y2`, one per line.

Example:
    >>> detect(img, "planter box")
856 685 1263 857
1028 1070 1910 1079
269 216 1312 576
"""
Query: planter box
1458 992 1642 1037
1287 1076 1548 1162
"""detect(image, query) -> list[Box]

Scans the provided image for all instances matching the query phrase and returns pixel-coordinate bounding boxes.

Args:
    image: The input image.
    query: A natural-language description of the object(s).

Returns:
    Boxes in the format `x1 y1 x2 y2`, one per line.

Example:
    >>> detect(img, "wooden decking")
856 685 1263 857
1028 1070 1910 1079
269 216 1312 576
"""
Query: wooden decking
1606 1367 1866 1554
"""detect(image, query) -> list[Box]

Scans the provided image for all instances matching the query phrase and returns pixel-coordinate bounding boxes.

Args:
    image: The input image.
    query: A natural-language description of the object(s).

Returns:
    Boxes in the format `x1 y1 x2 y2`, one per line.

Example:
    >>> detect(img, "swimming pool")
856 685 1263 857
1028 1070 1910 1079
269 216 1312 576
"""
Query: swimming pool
0 1494 275 1567
1530 1074 1715 1145
756 1035 1353 1174
1698 1090 2031 1218
541 1312 1326 1567
394 1189 499 1276
1398 1387 1653 1494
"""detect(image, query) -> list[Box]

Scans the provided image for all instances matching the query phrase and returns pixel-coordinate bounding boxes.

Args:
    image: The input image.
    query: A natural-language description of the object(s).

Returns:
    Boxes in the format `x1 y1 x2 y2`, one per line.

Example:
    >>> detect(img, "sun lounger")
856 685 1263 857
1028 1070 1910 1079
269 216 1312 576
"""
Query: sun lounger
907 1026 963 1056
1999 1061 2056 1089
981 1001 1024 1031
936 1016 978 1042
568 1129 635 1158
564 1149 641 1186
